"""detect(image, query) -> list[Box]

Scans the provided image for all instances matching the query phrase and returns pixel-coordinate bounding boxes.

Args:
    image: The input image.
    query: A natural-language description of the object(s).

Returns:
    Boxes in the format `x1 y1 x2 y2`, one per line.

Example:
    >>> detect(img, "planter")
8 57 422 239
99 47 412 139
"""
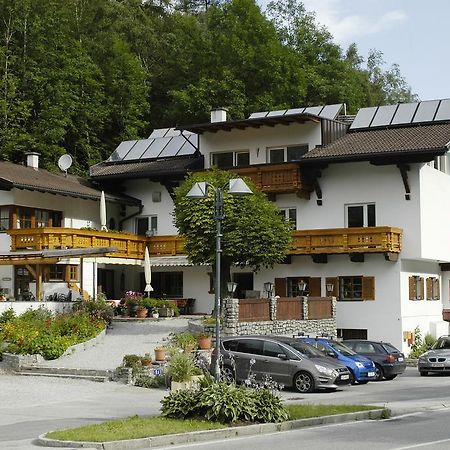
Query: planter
141 358 152 367
152 312 160 319
136 307 148 318
158 307 174 317
171 375 204 392
197 335 212 350
128 305 138 317
154 348 166 361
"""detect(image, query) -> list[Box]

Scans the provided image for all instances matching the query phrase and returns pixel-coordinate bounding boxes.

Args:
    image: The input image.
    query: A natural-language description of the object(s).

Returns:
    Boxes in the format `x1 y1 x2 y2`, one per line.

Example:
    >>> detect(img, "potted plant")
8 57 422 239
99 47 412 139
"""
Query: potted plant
154 346 166 361
141 353 152 367
158 299 174 317
136 299 148 318
152 308 160 319
197 332 212 350
123 291 143 317
167 352 204 391
169 331 198 352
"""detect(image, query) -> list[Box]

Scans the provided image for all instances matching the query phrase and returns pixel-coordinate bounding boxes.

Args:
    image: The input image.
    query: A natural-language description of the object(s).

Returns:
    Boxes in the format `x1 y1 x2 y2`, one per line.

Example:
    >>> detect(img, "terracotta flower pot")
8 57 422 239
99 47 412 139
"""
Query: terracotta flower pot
197 335 212 350
136 307 148 318
154 348 166 361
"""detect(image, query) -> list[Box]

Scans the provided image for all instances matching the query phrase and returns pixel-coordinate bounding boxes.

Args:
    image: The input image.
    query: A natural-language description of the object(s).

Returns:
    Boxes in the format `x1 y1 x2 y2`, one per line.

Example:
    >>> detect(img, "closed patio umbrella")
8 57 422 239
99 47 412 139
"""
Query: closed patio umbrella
100 191 107 231
144 246 153 295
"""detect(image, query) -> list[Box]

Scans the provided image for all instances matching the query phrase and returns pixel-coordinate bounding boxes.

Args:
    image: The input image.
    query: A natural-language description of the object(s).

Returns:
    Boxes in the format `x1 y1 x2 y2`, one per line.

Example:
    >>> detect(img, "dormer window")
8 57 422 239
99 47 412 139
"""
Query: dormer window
268 144 308 163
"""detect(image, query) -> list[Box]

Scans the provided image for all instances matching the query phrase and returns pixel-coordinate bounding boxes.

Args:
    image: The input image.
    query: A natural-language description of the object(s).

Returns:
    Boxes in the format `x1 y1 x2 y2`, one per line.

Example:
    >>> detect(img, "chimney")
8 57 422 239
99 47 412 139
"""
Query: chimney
26 152 40 170
210 107 228 123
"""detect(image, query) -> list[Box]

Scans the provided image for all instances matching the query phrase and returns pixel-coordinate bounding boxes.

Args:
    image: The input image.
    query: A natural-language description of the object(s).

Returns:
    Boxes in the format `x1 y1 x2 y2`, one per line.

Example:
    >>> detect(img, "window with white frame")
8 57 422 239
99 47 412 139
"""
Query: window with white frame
136 216 158 236
345 203 376 227
268 144 309 163
429 155 447 174
279 207 297 229
211 151 249 168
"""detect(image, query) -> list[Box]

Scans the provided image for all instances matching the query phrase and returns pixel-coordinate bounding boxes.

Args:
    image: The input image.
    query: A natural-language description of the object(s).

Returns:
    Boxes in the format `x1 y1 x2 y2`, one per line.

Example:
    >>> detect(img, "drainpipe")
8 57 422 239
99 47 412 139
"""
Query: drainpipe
119 204 144 231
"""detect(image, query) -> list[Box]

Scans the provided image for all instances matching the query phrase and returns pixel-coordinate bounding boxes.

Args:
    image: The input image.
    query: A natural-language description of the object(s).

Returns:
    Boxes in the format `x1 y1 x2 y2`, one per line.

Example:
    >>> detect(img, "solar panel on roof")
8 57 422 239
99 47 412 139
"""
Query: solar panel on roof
285 107 305 115
304 106 324 116
370 104 398 127
149 128 171 139
267 110 287 117
391 103 418 125
248 112 268 119
412 100 440 123
158 136 187 157
350 106 378 129
123 139 154 161
140 137 171 159
319 104 343 120
108 140 137 161
434 99 450 121
177 134 198 156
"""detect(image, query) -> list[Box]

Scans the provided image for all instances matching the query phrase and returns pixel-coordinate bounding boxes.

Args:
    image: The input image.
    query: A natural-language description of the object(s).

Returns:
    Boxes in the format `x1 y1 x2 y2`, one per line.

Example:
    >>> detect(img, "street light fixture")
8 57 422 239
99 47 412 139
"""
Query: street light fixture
297 279 307 295
263 281 274 298
186 178 253 382
227 281 238 295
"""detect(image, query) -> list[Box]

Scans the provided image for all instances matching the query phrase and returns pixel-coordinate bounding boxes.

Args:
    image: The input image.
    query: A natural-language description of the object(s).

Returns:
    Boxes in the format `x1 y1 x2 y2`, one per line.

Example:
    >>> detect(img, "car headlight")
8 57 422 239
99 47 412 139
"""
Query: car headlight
315 364 335 376
355 362 364 369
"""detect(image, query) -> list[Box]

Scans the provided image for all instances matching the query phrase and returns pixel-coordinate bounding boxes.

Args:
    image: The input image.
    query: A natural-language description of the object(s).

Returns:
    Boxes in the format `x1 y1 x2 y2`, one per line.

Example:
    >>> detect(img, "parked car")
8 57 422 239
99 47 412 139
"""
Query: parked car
418 335 450 376
342 340 406 381
218 335 351 393
297 336 376 384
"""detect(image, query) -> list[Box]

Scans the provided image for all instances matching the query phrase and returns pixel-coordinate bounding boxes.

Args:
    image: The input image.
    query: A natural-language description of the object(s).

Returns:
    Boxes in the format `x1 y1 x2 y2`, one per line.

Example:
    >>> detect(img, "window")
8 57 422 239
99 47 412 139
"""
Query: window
17 207 32 228
279 208 297 229
337 329 368 340
263 341 284 357
268 144 309 163
236 339 263 355
153 272 183 298
286 277 321 297
338 276 375 301
345 203 376 227
67 265 78 282
409 276 424 300
36 210 50 228
48 265 64 281
136 216 157 236
211 151 250 168
8 206 61 229
0 206 9 231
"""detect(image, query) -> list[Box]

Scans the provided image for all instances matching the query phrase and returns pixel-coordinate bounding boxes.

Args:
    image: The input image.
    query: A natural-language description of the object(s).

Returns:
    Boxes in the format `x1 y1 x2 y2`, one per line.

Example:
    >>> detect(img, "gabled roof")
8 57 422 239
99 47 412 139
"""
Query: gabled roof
0 161 140 205
302 122 450 164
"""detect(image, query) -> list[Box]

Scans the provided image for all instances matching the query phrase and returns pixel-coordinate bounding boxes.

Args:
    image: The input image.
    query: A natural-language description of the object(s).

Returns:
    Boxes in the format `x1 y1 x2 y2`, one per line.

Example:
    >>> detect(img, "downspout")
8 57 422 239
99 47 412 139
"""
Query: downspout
119 204 144 231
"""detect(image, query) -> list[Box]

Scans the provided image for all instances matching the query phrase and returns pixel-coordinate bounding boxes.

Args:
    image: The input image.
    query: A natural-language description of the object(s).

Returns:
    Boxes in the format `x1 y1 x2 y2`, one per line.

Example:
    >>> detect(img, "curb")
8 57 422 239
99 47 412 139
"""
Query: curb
37 408 386 449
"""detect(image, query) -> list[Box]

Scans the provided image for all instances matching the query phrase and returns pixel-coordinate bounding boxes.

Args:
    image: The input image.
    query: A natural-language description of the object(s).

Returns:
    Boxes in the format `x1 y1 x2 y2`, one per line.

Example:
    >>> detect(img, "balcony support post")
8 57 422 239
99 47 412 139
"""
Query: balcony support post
397 164 411 200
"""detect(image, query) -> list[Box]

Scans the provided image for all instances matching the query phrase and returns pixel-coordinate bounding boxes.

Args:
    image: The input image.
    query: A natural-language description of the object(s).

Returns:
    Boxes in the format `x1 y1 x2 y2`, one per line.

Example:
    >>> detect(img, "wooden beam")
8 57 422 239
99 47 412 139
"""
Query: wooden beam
397 164 411 200
0 258 58 265
36 264 42 302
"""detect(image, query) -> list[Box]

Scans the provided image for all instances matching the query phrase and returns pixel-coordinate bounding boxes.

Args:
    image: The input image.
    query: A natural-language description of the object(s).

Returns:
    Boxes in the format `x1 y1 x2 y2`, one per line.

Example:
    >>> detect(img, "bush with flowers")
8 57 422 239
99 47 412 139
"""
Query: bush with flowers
0 307 106 359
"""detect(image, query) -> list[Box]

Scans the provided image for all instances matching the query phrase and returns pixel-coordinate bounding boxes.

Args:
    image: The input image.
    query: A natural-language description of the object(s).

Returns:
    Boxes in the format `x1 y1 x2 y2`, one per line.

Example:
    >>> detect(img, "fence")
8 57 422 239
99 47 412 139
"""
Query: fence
238 299 270 321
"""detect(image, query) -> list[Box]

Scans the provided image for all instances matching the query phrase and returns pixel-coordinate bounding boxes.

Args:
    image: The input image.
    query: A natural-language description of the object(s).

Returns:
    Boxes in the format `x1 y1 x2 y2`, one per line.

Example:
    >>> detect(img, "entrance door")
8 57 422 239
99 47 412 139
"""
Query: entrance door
98 269 115 299
232 273 253 299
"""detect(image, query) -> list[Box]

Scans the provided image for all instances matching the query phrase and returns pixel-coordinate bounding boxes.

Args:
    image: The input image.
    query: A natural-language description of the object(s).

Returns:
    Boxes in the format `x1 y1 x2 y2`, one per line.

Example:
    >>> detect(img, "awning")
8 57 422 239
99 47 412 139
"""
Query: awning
150 255 193 267
0 247 119 265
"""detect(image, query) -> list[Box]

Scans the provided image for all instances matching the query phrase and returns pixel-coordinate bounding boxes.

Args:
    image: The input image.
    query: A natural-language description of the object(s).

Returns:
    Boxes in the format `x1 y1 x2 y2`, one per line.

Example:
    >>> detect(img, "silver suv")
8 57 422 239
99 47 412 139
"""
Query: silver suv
418 335 450 376
219 335 351 393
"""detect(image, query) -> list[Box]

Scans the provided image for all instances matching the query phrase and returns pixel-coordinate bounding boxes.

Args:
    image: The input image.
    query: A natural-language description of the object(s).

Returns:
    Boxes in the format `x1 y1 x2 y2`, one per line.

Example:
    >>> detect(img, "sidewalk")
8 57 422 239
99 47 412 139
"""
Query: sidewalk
38 317 191 371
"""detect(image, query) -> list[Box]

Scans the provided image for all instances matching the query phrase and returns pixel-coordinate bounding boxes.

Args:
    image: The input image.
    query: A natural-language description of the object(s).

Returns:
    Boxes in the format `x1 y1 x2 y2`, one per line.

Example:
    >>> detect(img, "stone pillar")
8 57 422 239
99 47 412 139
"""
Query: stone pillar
270 295 278 321
302 296 309 320
223 297 239 336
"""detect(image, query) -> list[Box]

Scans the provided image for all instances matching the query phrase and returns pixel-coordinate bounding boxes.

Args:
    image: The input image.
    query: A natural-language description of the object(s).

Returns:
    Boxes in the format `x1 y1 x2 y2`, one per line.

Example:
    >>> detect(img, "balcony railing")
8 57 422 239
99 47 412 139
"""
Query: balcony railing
291 226 402 255
228 162 313 196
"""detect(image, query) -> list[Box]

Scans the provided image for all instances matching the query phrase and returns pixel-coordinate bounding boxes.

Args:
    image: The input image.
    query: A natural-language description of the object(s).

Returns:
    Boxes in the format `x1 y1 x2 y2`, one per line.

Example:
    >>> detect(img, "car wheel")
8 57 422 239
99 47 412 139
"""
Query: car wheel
385 374 397 380
294 371 315 393
419 371 428 377
221 365 235 383
358 380 369 384
348 370 356 385
374 364 384 381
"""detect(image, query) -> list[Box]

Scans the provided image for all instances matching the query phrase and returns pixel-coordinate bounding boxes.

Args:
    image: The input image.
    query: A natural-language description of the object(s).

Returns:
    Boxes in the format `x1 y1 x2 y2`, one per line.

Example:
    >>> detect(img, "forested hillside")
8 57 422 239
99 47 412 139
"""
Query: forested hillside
0 0 415 174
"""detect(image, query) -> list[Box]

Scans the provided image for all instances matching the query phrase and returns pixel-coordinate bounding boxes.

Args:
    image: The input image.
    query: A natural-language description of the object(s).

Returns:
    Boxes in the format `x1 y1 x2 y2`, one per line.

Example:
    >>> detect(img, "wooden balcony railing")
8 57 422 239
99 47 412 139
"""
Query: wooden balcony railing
291 226 402 255
229 162 313 196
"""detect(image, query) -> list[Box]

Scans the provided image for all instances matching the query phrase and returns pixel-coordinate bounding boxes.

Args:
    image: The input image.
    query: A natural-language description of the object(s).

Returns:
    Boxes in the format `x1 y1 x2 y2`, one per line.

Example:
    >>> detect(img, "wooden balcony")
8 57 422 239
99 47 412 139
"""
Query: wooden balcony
8 228 186 259
291 226 402 258
229 162 312 196
443 309 450 322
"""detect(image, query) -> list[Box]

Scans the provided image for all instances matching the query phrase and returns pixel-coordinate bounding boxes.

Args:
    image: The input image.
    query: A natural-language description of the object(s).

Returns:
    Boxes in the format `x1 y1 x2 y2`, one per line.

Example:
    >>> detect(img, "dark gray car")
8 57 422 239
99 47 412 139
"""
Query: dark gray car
219 335 351 393
418 335 450 376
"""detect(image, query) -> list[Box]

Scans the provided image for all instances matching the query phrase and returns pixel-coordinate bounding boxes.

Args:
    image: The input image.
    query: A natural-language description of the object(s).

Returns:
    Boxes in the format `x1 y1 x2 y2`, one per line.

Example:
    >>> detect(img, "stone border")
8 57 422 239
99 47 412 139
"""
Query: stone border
37 408 386 449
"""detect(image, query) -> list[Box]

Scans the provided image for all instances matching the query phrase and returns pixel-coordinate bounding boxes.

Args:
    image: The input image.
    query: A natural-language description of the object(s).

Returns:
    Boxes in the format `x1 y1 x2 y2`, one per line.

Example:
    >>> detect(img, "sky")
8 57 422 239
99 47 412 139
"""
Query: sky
260 0 449 101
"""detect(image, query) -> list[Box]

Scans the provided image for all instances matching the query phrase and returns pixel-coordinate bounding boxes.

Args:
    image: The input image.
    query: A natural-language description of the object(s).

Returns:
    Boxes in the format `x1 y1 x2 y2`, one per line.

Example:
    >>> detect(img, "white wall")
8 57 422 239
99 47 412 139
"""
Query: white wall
200 121 322 167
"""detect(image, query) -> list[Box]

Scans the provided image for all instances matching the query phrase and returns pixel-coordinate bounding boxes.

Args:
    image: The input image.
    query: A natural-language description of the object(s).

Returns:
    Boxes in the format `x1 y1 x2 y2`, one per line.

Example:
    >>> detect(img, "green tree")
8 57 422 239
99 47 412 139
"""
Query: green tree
174 169 292 299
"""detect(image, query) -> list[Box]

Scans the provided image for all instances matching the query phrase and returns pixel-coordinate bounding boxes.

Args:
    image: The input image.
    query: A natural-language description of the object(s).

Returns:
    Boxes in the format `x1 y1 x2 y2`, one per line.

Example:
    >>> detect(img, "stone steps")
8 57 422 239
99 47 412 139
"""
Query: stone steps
15 366 113 382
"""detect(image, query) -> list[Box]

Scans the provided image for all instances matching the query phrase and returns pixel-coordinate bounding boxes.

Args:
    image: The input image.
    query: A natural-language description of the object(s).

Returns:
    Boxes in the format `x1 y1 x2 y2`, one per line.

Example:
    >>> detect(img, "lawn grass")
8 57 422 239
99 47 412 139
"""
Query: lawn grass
46 404 382 443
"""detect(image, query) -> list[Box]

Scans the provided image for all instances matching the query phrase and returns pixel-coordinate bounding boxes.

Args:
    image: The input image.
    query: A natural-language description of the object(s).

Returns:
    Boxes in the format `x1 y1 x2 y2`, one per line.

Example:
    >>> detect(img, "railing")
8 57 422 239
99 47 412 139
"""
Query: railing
308 297 332 319
238 298 270 321
277 297 304 320
291 226 402 255
230 162 312 195
148 235 185 256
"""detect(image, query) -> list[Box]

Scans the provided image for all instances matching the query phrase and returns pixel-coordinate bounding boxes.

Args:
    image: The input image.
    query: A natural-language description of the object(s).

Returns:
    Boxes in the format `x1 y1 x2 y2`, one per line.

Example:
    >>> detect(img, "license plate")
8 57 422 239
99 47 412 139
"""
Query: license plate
368 372 375 377
431 363 444 368
398 357 404 362
341 374 349 380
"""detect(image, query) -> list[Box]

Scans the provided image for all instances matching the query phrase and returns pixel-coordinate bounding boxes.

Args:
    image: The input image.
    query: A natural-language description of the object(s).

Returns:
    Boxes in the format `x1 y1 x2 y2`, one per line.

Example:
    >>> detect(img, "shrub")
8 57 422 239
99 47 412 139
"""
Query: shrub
0 308 16 326
135 375 166 389
122 354 143 376
168 331 198 351
160 382 289 424
73 297 114 325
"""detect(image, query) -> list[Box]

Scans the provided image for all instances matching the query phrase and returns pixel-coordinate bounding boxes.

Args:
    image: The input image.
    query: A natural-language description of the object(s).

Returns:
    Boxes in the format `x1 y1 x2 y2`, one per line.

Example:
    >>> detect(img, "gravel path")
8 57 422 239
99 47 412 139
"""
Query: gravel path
38 317 191 370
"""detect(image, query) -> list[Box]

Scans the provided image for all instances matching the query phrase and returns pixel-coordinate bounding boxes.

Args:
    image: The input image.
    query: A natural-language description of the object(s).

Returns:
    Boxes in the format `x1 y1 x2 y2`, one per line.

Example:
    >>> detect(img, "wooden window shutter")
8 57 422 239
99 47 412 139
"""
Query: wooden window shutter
409 276 417 300
426 277 433 300
274 278 287 297
309 277 321 296
325 277 339 297
435 278 440 300
418 277 425 300
362 276 375 300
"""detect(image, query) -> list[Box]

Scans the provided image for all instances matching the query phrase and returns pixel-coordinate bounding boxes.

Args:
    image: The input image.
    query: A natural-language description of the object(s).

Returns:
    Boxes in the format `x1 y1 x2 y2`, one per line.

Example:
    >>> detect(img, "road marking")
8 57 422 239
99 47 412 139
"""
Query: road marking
391 438 450 449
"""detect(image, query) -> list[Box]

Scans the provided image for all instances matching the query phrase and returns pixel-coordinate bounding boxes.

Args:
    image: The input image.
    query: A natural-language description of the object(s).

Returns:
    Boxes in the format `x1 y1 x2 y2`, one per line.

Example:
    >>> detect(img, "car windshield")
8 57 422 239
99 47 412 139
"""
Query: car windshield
433 338 450 350
282 340 325 358
329 341 357 356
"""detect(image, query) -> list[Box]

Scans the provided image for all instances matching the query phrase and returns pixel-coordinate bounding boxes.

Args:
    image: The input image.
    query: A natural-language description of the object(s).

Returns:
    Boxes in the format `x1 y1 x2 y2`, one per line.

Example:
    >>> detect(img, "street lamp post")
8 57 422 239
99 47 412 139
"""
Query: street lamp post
186 178 252 382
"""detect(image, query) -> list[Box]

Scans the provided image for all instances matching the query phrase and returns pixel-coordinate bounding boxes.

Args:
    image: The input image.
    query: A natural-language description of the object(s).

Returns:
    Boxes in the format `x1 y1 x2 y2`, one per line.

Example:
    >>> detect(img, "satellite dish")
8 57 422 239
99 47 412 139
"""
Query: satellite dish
58 154 73 174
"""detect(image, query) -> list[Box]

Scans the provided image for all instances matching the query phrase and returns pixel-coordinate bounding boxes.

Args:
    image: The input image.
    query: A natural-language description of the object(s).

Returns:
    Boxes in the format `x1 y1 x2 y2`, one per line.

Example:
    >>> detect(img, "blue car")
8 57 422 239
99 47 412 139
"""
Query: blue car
297 337 376 384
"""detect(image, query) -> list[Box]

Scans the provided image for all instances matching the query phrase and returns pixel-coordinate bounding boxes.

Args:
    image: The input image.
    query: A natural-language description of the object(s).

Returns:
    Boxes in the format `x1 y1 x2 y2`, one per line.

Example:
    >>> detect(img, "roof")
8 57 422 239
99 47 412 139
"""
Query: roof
177 111 344 135
89 154 204 180
302 123 450 163
0 162 140 205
